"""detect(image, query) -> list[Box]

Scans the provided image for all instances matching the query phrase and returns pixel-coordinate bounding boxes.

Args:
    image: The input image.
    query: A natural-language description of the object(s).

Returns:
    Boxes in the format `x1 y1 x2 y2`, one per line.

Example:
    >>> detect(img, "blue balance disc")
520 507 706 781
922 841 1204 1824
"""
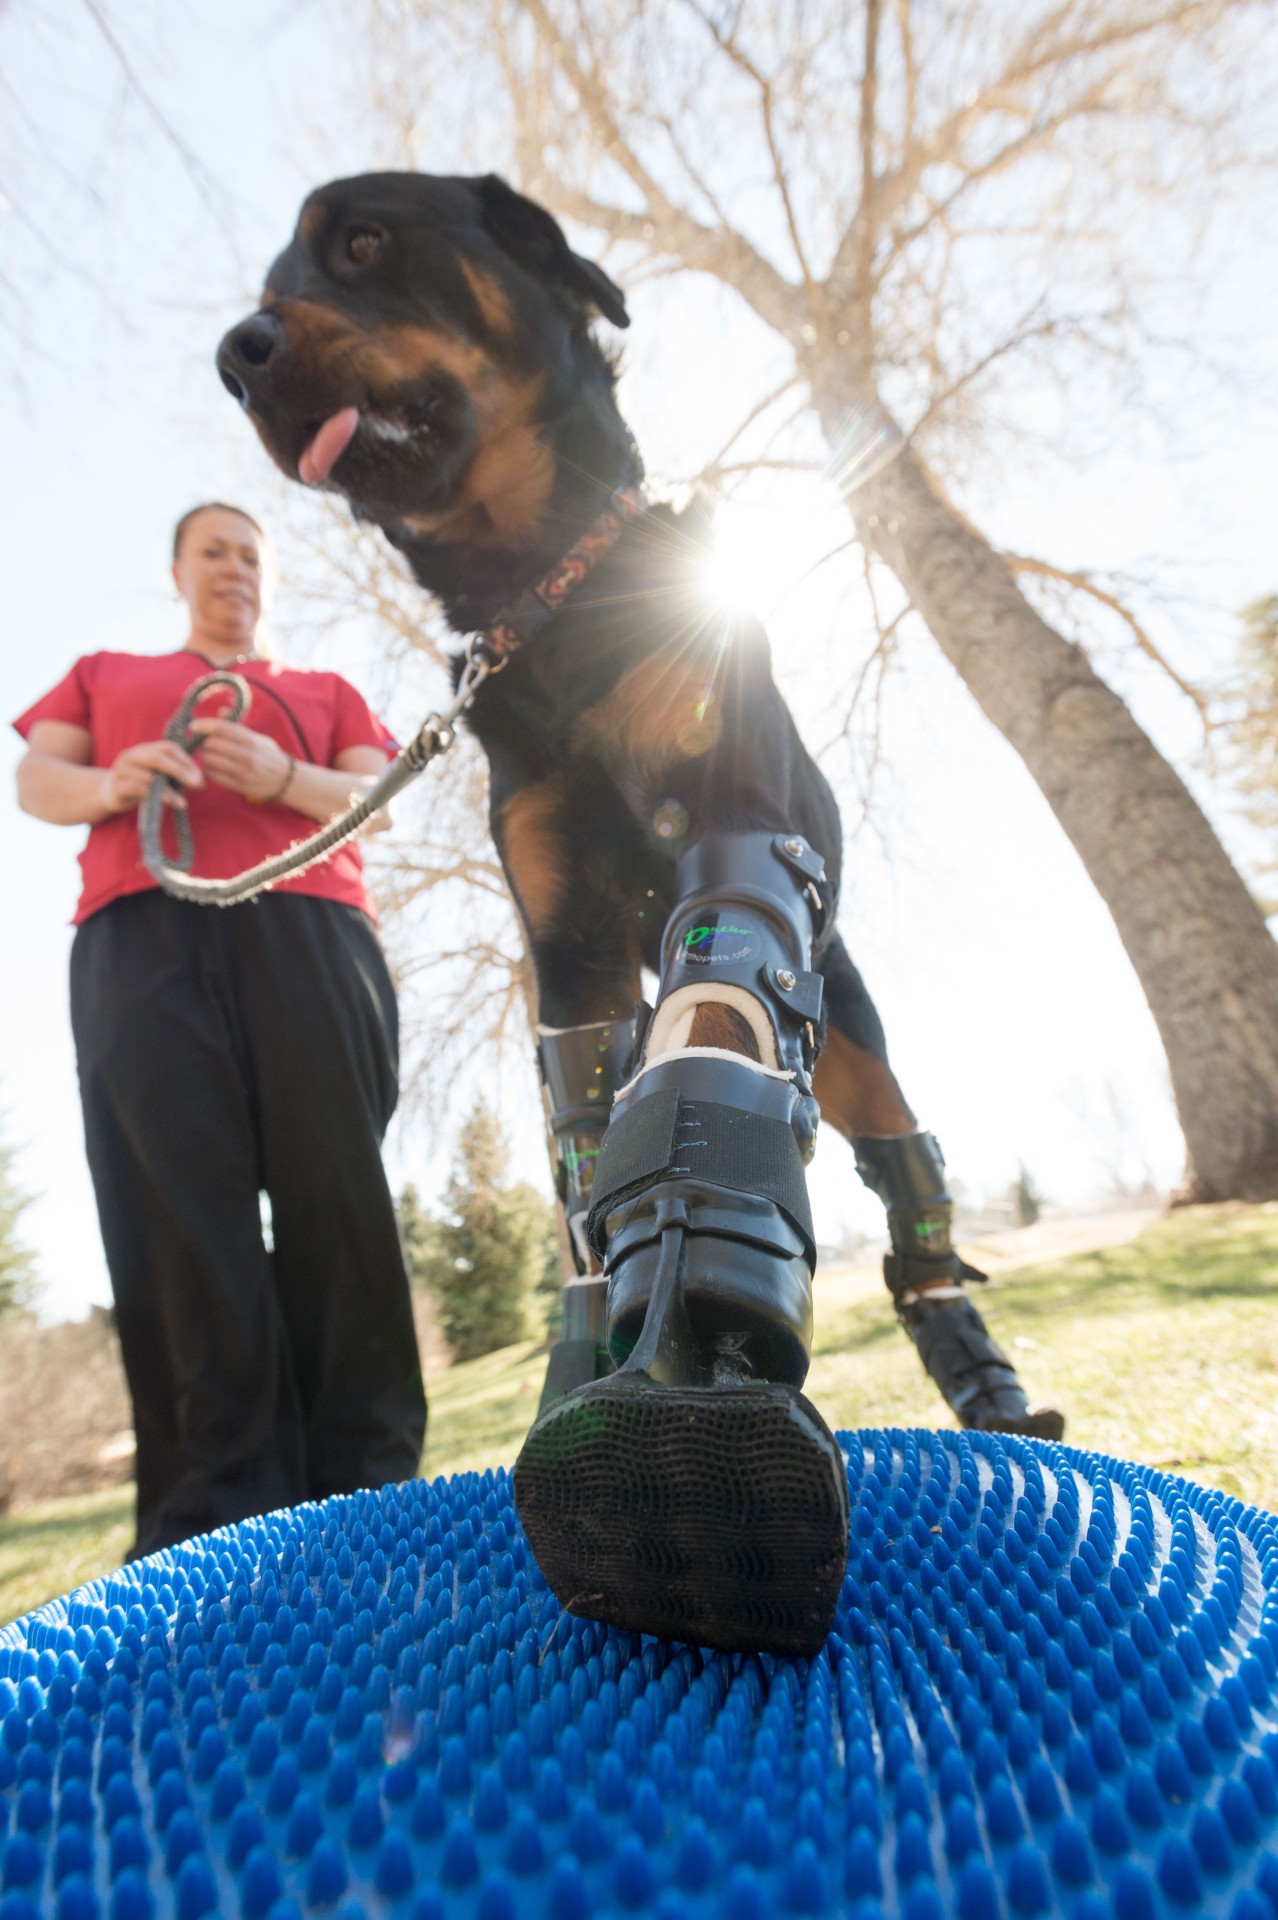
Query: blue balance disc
3 1428 1278 1920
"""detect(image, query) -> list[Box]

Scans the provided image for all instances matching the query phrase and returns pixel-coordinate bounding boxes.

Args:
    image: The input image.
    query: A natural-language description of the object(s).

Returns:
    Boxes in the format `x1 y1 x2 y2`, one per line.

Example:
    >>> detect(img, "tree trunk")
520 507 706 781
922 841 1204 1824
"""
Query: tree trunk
810 376 1278 1201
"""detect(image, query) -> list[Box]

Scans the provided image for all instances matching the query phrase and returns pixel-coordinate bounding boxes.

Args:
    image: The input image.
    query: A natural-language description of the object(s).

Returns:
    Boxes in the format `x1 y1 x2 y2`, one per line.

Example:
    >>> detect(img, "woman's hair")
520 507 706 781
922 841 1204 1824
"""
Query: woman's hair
172 501 265 559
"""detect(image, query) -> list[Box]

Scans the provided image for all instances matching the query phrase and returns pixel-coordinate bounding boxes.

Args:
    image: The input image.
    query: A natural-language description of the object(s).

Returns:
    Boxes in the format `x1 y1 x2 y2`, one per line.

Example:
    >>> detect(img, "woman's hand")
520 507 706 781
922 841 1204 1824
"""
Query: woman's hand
189 719 294 804
100 740 204 814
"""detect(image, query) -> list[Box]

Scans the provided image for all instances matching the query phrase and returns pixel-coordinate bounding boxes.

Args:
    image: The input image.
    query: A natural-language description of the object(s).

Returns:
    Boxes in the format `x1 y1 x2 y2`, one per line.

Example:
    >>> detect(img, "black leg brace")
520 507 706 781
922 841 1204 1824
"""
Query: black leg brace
854 1131 1063 1438
586 831 828 1387
536 1016 638 1406
515 830 849 1657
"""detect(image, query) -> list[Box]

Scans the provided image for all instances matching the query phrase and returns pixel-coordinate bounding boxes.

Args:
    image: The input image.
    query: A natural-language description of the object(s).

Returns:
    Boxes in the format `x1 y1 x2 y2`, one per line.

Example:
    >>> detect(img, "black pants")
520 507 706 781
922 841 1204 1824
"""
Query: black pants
70 890 427 1558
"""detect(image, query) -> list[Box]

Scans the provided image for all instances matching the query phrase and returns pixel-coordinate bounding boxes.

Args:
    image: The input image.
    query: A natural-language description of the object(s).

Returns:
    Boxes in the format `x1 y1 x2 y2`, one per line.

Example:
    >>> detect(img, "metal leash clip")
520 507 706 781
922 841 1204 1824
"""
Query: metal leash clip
464 630 514 677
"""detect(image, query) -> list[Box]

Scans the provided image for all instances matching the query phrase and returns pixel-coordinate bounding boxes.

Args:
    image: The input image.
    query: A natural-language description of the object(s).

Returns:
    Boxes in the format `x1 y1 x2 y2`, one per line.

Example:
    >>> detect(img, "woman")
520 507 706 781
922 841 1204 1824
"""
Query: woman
14 501 426 1557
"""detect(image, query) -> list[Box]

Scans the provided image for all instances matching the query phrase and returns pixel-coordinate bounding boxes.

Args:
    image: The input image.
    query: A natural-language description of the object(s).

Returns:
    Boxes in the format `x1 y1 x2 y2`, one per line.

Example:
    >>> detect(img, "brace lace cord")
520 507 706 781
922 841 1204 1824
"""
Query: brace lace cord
138 656 489 907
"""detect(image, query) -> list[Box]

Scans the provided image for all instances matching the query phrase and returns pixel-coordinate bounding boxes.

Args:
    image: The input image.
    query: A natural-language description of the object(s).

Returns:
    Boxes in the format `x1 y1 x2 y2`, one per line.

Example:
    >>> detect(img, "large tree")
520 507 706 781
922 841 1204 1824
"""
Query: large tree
360 0 1278 1200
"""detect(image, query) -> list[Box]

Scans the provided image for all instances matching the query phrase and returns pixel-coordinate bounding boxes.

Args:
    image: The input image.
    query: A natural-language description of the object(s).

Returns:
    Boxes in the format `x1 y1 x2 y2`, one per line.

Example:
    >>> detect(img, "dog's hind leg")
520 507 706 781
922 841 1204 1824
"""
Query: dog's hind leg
515 829 849 1656
534 1014 638 1408
815 933 1064 1441
489 756 657 1415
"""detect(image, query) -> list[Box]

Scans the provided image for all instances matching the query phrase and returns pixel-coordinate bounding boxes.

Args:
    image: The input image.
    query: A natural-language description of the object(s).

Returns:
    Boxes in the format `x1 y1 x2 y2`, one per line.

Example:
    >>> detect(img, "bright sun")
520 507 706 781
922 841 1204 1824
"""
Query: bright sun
702 500 812 617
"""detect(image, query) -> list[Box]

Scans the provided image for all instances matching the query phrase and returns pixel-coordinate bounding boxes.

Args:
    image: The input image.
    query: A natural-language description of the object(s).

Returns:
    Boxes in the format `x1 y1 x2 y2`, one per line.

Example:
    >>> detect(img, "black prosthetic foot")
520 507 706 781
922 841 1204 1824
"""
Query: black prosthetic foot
515 1374 847 1656
890 1254 1066 1441
515 1224 849 1655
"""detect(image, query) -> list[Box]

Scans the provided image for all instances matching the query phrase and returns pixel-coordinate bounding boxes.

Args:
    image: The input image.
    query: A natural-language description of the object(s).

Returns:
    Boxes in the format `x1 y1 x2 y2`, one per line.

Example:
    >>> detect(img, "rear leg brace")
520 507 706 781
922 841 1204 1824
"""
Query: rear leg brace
536 1015 638 1406
854 1130 1064 1440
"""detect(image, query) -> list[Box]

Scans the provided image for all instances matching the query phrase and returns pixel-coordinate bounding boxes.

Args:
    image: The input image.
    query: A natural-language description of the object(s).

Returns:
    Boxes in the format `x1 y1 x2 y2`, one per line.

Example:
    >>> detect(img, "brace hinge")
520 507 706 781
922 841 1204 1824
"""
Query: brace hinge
762 962 824 1027
772 833 826 886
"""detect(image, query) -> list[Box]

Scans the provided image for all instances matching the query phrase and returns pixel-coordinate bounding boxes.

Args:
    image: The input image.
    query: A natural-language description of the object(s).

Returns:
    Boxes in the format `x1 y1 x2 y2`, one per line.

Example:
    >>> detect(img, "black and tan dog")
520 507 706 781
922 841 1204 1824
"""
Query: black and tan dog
218 172 1061 1653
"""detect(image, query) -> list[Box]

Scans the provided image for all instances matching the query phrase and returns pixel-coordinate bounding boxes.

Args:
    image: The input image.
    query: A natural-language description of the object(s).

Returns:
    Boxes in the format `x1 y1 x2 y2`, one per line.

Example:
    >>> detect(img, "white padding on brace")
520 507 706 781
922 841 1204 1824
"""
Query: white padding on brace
644 983 779 1070
614 1047 795 1102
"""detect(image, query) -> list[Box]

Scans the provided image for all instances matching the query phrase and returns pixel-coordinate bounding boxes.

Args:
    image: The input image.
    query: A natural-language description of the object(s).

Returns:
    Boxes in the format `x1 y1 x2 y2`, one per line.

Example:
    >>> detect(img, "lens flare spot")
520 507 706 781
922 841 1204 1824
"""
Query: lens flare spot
652 800 689 842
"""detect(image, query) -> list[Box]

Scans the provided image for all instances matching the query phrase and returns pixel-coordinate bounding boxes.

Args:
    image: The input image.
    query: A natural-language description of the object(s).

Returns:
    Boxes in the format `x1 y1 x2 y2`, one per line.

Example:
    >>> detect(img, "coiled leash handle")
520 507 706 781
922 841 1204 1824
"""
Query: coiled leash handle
138 656 491 908
138 671 250 885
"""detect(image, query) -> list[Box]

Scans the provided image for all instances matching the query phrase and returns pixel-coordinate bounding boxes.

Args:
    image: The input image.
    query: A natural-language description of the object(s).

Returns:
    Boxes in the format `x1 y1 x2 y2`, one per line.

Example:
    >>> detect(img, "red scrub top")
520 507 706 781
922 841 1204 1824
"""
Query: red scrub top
14 650 396 925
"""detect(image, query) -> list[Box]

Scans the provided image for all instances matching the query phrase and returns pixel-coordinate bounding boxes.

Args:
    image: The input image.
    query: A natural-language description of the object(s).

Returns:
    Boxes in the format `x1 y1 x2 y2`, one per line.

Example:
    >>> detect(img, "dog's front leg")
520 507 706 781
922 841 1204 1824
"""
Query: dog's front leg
514 621 850 1656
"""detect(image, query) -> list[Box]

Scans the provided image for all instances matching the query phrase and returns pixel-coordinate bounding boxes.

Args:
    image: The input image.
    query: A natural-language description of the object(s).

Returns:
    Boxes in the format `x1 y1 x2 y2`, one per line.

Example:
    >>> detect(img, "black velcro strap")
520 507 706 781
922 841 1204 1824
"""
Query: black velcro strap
683 1101 814 1251
586 1088 680 1250
587 1093 813 1261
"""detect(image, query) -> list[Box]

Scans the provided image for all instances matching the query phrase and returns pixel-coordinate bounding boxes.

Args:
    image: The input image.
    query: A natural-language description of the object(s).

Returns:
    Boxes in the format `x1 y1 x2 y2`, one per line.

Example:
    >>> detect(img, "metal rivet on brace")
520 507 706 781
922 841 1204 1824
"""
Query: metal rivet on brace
777 969 797 991
784 838 804 856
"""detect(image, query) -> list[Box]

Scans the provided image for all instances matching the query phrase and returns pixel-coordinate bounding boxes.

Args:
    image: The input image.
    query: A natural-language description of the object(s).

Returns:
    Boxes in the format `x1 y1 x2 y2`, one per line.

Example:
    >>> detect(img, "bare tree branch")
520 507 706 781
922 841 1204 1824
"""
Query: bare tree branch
713 456 821 477
856 0 882 323
678 0 816 290
910 301 1121 438
830 0 1251 300
692 374 802 486
513 0 805 334
1003 551 1213 731
895 0 918 154
77 0 242 256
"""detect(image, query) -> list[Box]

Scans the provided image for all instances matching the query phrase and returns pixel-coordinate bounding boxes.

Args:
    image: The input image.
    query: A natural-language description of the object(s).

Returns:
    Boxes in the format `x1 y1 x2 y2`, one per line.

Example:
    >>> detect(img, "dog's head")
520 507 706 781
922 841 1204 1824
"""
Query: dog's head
217 173 629 549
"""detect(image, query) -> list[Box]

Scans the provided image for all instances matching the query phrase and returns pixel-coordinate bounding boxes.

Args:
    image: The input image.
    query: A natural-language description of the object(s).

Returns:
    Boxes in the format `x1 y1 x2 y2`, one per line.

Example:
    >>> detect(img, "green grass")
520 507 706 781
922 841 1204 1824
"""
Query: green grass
5 1202 1278 1628
0 1485 134 1629
807 1201 1278 1512
422 1334 551 1479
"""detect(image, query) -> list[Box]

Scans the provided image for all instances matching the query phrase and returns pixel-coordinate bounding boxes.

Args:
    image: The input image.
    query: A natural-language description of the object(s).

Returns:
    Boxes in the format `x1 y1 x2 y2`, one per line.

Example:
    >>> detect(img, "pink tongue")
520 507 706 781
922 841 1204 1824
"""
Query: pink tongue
298 406 361 485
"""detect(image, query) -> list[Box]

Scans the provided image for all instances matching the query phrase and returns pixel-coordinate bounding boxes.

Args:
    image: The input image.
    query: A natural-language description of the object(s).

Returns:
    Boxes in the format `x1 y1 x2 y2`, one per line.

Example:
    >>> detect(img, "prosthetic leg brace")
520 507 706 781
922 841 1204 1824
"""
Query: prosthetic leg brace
535 1017 637 1410
854 1131 1065 1439
515 834 849 1655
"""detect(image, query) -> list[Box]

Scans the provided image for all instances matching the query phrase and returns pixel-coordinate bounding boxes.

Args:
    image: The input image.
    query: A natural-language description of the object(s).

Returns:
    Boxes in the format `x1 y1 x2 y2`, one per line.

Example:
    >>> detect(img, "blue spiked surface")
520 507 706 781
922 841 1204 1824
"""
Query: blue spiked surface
3 1432 1278 1918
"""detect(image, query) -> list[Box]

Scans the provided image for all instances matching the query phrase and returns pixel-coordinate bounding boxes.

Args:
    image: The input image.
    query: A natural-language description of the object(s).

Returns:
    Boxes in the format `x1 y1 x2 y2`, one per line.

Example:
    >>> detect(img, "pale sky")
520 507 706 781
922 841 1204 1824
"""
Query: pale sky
2 1 1274 1321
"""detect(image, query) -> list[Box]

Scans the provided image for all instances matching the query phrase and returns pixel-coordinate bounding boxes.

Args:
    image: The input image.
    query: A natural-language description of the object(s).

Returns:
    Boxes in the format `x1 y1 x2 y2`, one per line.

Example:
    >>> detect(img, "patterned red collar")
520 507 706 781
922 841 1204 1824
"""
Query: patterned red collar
471 485 648 668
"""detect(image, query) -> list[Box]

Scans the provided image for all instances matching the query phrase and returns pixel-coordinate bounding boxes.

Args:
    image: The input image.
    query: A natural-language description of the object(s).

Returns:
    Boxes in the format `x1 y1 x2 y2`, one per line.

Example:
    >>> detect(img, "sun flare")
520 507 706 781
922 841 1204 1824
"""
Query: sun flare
702 500 813 618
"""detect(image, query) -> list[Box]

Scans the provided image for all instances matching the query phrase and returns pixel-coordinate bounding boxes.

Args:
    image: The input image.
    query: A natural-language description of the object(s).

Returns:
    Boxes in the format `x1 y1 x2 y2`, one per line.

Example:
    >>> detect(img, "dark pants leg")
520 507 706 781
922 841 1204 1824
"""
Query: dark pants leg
72 894 306 1555
227 895 425 1501
70 891 424 1555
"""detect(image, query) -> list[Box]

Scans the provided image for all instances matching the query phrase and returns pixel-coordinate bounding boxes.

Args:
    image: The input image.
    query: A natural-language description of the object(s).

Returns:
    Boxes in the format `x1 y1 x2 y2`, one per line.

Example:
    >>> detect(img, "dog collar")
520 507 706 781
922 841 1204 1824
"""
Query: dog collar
468 484 648 671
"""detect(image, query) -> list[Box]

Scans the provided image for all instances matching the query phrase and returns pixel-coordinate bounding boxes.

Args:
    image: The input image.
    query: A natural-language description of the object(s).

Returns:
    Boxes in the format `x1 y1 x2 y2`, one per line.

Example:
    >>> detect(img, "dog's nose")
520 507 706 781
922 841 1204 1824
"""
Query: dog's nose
216 313 285 408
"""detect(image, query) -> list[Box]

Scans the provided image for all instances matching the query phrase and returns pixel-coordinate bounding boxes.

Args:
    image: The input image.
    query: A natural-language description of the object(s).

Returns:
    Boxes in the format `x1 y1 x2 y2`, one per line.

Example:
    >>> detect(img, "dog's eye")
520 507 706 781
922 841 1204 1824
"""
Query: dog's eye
347 227 383 266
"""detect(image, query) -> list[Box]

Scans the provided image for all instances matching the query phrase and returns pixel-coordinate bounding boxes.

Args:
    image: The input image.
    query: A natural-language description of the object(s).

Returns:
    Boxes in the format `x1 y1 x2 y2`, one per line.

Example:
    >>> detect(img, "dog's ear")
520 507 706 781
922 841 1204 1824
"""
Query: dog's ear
475 174 630 329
